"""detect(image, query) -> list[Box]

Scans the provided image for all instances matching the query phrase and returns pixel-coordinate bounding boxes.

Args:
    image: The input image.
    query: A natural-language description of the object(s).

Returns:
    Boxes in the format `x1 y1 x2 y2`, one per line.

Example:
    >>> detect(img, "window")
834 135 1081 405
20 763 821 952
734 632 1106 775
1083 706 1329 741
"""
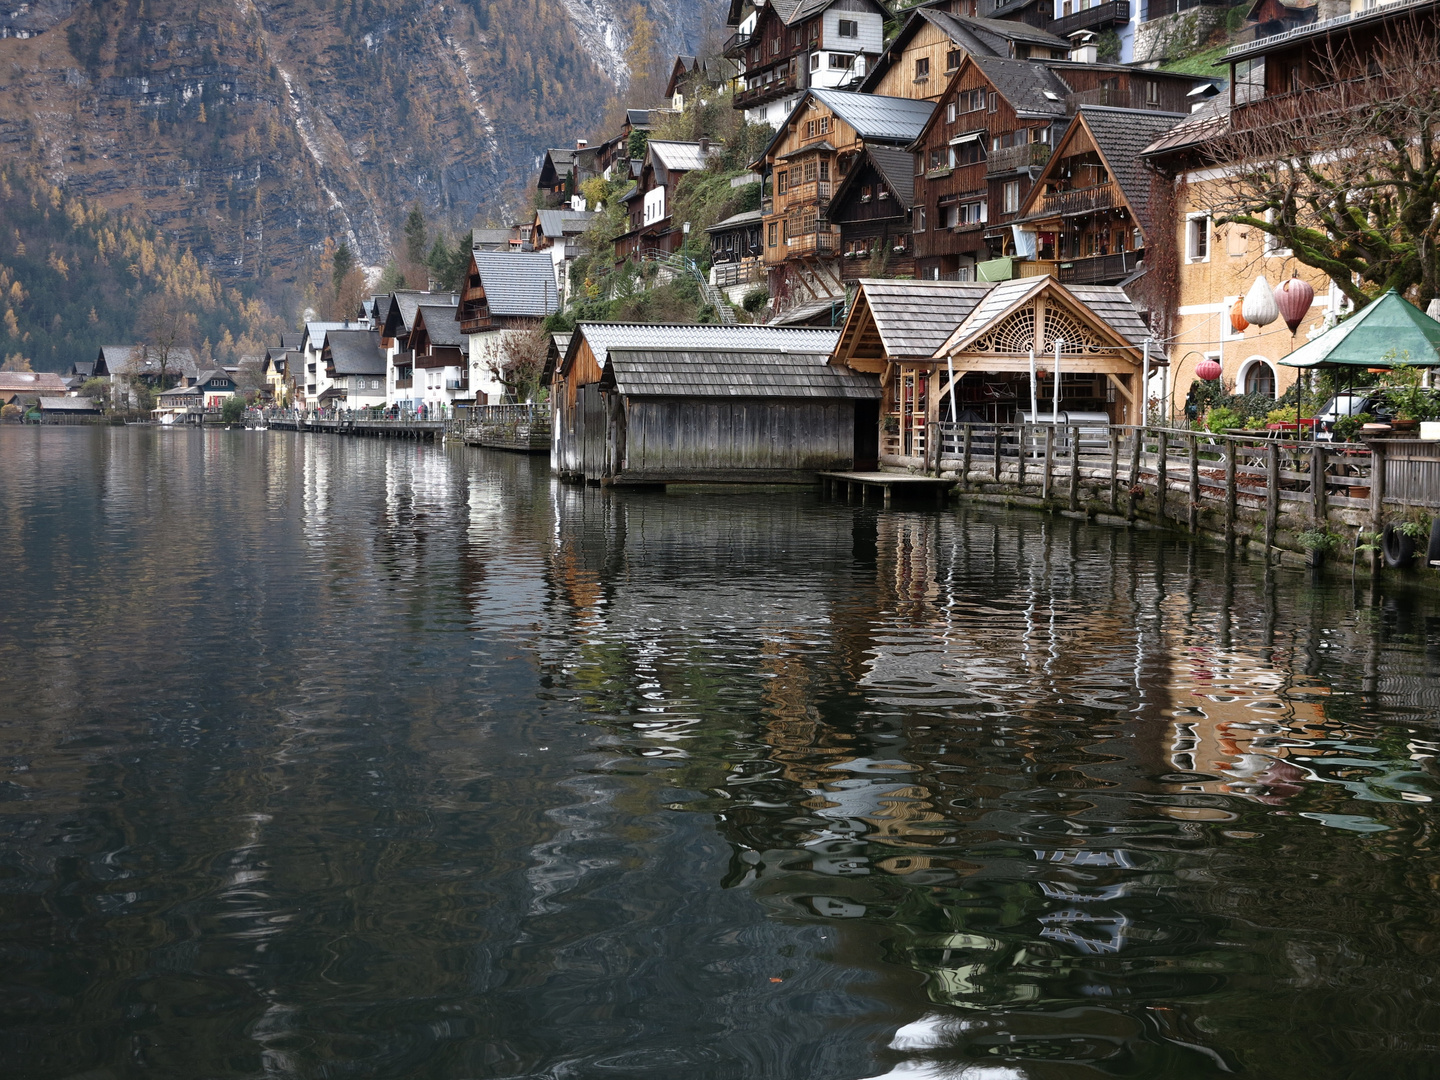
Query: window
915 57 930 80
1244 360 1277 398
914 205 926 232
829 52 853 68
958 88 984 112
946 49 962 71
952 139 984 166
1003 180 1020 214
1186 214 1210 262
810 52 820 71
818 159 829 181
1144 80 1159 105
946 102 956 123
768 221 778 246
803 161 817 183
915 151 924 175
1264 208 1292 256
770 36 780 55
838 18 858 36
777 170 788 194
988 92 998 112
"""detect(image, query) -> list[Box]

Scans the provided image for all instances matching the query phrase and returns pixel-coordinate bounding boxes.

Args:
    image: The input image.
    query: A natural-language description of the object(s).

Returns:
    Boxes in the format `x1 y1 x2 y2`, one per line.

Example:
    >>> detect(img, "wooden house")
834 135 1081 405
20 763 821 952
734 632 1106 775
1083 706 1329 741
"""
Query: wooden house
459 250 560 403
552 323 847 479
725 0 889 127
322 329 387 409
758 88 934 302
381 289 457 410
36 396 101 423
707 209 765 293
615 140 722 262
829 145 918 281
537 147 575 209
830 276 1150 462
0 370 68 407
1011 105 1185 285
664 54 736 111
858 7 1069 101
532 209 596 304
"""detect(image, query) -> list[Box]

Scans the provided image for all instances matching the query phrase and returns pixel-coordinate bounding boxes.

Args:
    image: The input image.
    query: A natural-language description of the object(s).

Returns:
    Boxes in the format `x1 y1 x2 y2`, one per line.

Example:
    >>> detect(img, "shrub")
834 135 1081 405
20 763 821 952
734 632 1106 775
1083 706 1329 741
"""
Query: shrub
220 395 245 423
1204 405 1243 433
741 286 768 313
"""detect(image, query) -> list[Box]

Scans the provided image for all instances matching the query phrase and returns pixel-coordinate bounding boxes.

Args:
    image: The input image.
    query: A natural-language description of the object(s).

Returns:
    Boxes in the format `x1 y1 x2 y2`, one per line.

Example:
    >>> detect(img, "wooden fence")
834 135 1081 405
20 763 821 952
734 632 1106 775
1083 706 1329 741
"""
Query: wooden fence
922 422 1440 545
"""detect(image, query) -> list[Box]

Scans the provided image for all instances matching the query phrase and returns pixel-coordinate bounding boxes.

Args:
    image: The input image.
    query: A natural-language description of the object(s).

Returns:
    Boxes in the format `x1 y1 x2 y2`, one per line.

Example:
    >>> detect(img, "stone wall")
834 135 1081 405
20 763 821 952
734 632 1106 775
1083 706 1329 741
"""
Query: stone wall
1134 6 1229 65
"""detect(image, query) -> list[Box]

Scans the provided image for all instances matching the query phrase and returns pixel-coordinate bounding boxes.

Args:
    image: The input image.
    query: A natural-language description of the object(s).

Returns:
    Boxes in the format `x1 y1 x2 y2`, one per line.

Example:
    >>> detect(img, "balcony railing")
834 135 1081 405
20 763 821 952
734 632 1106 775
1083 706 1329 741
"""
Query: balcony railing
394 378 413 389
735 72 799 109
723 30 753 57
712 258 766 288
1048 0 1130 38
784 230 837 258
986 142 1053 176
1037 183 1116 218
785 180 832 208
1057 249 1142 284
445 379 469 391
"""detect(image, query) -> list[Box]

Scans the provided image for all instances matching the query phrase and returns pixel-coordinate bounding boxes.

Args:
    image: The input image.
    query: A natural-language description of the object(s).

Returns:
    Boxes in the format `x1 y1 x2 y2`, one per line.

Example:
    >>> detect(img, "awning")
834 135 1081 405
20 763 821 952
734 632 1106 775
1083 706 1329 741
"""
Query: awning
1279 289 1440 369
948 130 986 146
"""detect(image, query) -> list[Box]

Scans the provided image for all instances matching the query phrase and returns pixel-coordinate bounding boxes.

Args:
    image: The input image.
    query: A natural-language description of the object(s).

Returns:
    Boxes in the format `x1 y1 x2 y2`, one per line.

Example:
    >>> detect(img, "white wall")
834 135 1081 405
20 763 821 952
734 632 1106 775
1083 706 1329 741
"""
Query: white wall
821 9 882 55
348 375 388 409
643 186 667 226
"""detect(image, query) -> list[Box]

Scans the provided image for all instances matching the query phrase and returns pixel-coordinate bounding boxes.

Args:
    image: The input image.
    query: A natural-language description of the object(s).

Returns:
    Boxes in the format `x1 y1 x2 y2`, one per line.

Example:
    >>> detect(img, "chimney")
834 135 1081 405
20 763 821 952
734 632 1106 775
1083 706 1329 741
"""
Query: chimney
576 138 588 150
1068 31 1098 65
699 137 710 154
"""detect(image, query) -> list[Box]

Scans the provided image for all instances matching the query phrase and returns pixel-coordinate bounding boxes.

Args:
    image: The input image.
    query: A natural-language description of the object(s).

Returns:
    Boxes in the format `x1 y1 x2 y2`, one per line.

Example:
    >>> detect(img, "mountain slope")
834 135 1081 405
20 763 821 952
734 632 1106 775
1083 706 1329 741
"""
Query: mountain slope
0 0 722 290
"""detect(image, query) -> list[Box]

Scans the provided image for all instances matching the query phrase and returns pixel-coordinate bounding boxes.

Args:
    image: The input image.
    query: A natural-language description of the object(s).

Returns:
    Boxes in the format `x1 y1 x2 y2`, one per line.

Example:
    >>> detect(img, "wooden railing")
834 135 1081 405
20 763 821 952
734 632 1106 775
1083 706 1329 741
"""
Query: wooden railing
1048 0 1130 39
1037 183 1116 218
1058 250 1142 284
784 230 836 257
922 423 1405 546
986 142 1052 176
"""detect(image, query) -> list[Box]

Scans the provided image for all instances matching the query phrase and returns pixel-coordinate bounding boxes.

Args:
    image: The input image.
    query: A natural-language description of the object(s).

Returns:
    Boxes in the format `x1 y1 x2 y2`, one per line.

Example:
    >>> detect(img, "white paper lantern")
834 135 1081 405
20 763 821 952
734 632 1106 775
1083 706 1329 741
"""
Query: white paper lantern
1242 275 1279 328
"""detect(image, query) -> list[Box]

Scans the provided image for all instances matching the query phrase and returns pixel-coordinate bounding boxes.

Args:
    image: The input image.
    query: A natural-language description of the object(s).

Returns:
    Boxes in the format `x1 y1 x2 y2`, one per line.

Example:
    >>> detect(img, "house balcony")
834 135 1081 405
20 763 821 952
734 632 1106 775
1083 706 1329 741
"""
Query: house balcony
1048 0 1130 39
784 230 837 258
445 379 470 392
1037 182 1116 218
735 70 800 110
986 142 1052 177
459 310 492 333
1057 249 1143 285
784 180 832 211
394 378 413 390
723 30 753 57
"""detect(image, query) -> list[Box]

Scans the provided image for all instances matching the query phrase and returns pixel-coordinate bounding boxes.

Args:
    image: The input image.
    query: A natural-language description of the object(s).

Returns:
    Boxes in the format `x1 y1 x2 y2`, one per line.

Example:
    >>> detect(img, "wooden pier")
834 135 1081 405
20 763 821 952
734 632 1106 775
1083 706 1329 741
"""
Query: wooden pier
819 471 956 508
263 415 445 440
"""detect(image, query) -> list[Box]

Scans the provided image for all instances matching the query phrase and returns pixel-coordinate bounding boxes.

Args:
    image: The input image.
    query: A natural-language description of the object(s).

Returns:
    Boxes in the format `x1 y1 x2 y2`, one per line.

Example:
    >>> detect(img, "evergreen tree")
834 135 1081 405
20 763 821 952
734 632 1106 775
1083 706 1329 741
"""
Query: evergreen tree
404 205 428 267
332 242 355 297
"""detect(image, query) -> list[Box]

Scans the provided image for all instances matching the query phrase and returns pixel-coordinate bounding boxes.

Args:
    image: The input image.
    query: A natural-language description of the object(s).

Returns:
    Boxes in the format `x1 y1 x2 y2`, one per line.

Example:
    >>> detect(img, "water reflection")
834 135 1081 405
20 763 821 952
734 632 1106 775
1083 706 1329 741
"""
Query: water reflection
1 428 1438 1080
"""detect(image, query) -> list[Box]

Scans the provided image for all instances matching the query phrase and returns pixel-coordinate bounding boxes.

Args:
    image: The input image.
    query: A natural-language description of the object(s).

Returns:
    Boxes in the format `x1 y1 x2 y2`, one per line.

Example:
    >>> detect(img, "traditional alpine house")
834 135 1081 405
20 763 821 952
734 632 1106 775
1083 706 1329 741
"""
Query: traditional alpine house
458 250 560 405
322 329 387 410
409 306 469 414
725 0 889 127
664 54 736 110
707 209 766 294
532 209 596 304
380 290 457 411
615 139 723 262
758 88 934 304
828 145 918 280
1011 104 1185 285
857 7 1069 101
537 147 576 208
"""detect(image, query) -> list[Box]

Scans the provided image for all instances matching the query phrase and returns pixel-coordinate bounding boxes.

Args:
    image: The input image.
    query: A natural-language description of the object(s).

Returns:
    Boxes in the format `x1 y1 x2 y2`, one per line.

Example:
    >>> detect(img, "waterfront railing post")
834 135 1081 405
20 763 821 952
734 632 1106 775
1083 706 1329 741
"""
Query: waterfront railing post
1224 441 1238 544
1369 440 1386 575
1108 428 1120 514
1018 424 1027 489
1068 425 1080 512
1266 441 1281 555
1188 434 1200 534
961 425 972 490
993 424 1002 482
1156 430 1168 524
1127 427 1142 521
1311 444 1326 523
1043 425 1055 502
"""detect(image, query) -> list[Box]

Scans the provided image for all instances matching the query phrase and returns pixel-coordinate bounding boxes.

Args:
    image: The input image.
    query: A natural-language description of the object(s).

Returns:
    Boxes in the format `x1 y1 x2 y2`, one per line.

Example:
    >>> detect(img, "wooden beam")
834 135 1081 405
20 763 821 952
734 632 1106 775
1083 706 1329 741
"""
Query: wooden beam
1104 371 1133 402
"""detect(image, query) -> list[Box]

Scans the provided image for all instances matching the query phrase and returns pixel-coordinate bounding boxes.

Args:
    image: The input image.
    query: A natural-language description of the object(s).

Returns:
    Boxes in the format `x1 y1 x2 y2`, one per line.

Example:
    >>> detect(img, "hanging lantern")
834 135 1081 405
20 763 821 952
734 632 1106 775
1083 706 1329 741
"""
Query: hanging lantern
1196 358 1222 381
1242 275 1279 328
1230 296 1249 334
1274 273 1315 335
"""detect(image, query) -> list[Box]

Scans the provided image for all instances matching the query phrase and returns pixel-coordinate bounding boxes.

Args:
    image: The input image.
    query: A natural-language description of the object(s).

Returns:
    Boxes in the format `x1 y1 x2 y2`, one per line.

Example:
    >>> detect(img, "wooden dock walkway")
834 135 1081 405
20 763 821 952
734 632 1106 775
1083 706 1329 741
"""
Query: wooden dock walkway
264 416 445 440
819 471 956 508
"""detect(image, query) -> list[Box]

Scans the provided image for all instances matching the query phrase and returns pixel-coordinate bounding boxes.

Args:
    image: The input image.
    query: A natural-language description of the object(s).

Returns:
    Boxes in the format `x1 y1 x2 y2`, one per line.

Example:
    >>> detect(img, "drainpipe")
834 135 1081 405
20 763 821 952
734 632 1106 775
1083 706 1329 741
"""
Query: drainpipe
1141 337 1151 427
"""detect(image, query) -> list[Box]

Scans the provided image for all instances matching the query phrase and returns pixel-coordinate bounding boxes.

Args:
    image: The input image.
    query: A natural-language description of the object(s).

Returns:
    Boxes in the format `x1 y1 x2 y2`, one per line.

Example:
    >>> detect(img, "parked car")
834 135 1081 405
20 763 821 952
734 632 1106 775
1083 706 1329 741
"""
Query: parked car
1313 393 1392 440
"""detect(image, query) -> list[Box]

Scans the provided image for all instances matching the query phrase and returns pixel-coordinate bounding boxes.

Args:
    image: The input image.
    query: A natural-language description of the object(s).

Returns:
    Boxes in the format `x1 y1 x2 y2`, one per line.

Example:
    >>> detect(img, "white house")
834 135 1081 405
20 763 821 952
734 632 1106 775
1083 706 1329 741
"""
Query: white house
321 329 388 410
458 250 561 404
533 209 597 304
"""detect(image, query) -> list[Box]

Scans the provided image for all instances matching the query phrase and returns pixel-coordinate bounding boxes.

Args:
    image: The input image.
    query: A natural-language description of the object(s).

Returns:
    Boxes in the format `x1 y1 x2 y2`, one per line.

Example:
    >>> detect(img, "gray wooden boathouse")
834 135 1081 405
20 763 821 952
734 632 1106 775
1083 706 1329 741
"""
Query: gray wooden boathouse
558 345 881 485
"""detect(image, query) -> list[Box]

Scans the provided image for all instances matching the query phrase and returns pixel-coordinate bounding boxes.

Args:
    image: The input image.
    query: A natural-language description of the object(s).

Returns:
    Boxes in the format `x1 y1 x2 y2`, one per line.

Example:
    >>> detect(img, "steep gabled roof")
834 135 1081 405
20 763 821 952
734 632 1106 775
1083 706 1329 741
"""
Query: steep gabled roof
601 348 880 399
810 89 936 143
968 53 1070 119
931 276 1149 357
1140 96 1230 159
472 251 560 318
649 139 721 173
831 145 919 213
1072 106 1187 230
859 7 1069 93
561 323 844 379
94 345 200 380
414 306 466 349
384 290 456 339
835 279 993 365
325 329 386 376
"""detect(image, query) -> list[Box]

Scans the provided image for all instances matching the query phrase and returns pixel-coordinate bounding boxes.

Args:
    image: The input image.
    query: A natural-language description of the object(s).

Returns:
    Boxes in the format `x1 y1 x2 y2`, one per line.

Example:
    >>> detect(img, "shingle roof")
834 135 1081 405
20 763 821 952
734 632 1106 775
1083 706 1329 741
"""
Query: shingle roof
536 209 596 238
304 322 352 351
603 348 880 399
766 296 849 327
472 227 516 248
968 53 1071 119
932 277 1151 356
850 279 992 359
988 0 1045 17
387 290 456 338
707 209 766 233
415 306 466 349
809 89 936 143
867 145 917 208
325 329 386 375
95 345 200 380
1064 285 1153 347
0 370 69 394
649 140 721 173
472 251 560 318
1075 106 1188 230
1140 96 1229 158
563 323 844 377
934 277 1049 355
38 396 99 410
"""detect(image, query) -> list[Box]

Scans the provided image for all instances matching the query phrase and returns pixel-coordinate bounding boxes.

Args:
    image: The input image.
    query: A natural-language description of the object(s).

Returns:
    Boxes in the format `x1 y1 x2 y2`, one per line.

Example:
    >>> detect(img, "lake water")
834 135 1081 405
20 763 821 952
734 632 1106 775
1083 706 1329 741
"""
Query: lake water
2 426 1439 1080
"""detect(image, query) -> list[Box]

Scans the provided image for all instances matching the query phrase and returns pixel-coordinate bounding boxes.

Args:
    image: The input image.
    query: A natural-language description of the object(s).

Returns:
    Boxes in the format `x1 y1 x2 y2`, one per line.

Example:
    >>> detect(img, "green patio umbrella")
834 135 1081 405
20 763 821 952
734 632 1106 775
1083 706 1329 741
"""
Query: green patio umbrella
1279 289 1440 369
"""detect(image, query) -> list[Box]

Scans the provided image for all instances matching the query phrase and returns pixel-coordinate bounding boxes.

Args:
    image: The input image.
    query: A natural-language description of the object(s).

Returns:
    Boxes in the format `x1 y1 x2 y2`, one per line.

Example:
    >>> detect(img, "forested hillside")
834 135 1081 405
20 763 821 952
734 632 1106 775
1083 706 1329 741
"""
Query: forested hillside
0 0 722 320
0 164 286 372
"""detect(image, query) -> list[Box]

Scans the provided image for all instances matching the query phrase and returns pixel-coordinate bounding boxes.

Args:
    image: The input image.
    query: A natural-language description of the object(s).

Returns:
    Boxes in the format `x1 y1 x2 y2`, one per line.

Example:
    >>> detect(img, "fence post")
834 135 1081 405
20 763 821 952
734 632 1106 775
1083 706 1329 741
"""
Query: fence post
1188 434 1200 534
1108 428 1120 514
1369 440 1386 575
1043 425 1054 501
1156 429 1168 524
1018 424 1027 489
1265 441 1280 554
1311 444 1327 523
993 423 1003 483
1224 439 1238 543
1127 427 1142 521
961 424 972 491
1069 425 1081 512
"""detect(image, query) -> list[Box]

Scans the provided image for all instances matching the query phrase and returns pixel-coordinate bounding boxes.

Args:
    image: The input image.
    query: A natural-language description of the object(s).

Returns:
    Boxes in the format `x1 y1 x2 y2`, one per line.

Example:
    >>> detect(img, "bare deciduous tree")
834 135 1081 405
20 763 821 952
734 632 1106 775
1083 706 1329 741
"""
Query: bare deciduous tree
1207 22 1440 307
137 291 197 387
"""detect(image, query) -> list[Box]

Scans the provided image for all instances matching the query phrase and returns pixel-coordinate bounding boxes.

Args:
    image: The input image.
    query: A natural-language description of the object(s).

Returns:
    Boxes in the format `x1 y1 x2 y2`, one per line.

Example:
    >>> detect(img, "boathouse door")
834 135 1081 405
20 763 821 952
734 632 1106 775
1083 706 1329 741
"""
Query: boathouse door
853 400 879 471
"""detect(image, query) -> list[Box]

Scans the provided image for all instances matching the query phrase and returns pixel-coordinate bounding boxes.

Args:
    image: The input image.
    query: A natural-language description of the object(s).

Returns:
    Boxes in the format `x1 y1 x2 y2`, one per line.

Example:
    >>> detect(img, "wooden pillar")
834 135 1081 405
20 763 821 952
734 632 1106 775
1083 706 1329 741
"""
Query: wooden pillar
1224 439 1237 543
961 424 972 490
1265 441 1280 554
1127 427 1142 521
1156 429 1168 524
1068 425 1081 512
1018 424 1027 488
1187 434 1200 534
1042 425 1054 501
1108 428 1120 514
1370 440 1387 574
883 483 892 510
993 423 1002 482
1311 444 1327 523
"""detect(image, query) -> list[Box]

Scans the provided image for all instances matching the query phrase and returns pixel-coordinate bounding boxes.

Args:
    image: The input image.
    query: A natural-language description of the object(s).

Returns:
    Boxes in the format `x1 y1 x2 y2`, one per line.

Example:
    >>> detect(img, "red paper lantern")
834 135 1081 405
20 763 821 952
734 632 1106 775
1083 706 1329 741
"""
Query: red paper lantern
1230 297 1249 334
1274 274 1315 335
1196 358 1222 381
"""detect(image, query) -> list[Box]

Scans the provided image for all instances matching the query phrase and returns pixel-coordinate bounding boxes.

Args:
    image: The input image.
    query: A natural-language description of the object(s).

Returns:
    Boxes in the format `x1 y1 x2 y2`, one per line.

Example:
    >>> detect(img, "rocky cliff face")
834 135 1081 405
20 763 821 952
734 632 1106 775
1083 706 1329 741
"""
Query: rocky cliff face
0 0 721 286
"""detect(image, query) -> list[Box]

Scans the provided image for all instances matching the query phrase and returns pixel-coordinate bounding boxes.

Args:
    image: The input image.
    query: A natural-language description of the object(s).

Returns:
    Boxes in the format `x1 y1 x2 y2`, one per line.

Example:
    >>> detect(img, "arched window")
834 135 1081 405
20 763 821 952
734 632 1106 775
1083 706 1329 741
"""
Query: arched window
1241 358 1276 398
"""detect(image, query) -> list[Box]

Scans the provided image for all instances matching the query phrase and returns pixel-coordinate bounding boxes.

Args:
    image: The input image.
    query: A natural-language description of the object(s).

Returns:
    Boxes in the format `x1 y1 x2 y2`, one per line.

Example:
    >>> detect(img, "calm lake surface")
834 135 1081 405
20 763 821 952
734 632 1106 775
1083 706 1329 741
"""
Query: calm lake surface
2 426 1439 1080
